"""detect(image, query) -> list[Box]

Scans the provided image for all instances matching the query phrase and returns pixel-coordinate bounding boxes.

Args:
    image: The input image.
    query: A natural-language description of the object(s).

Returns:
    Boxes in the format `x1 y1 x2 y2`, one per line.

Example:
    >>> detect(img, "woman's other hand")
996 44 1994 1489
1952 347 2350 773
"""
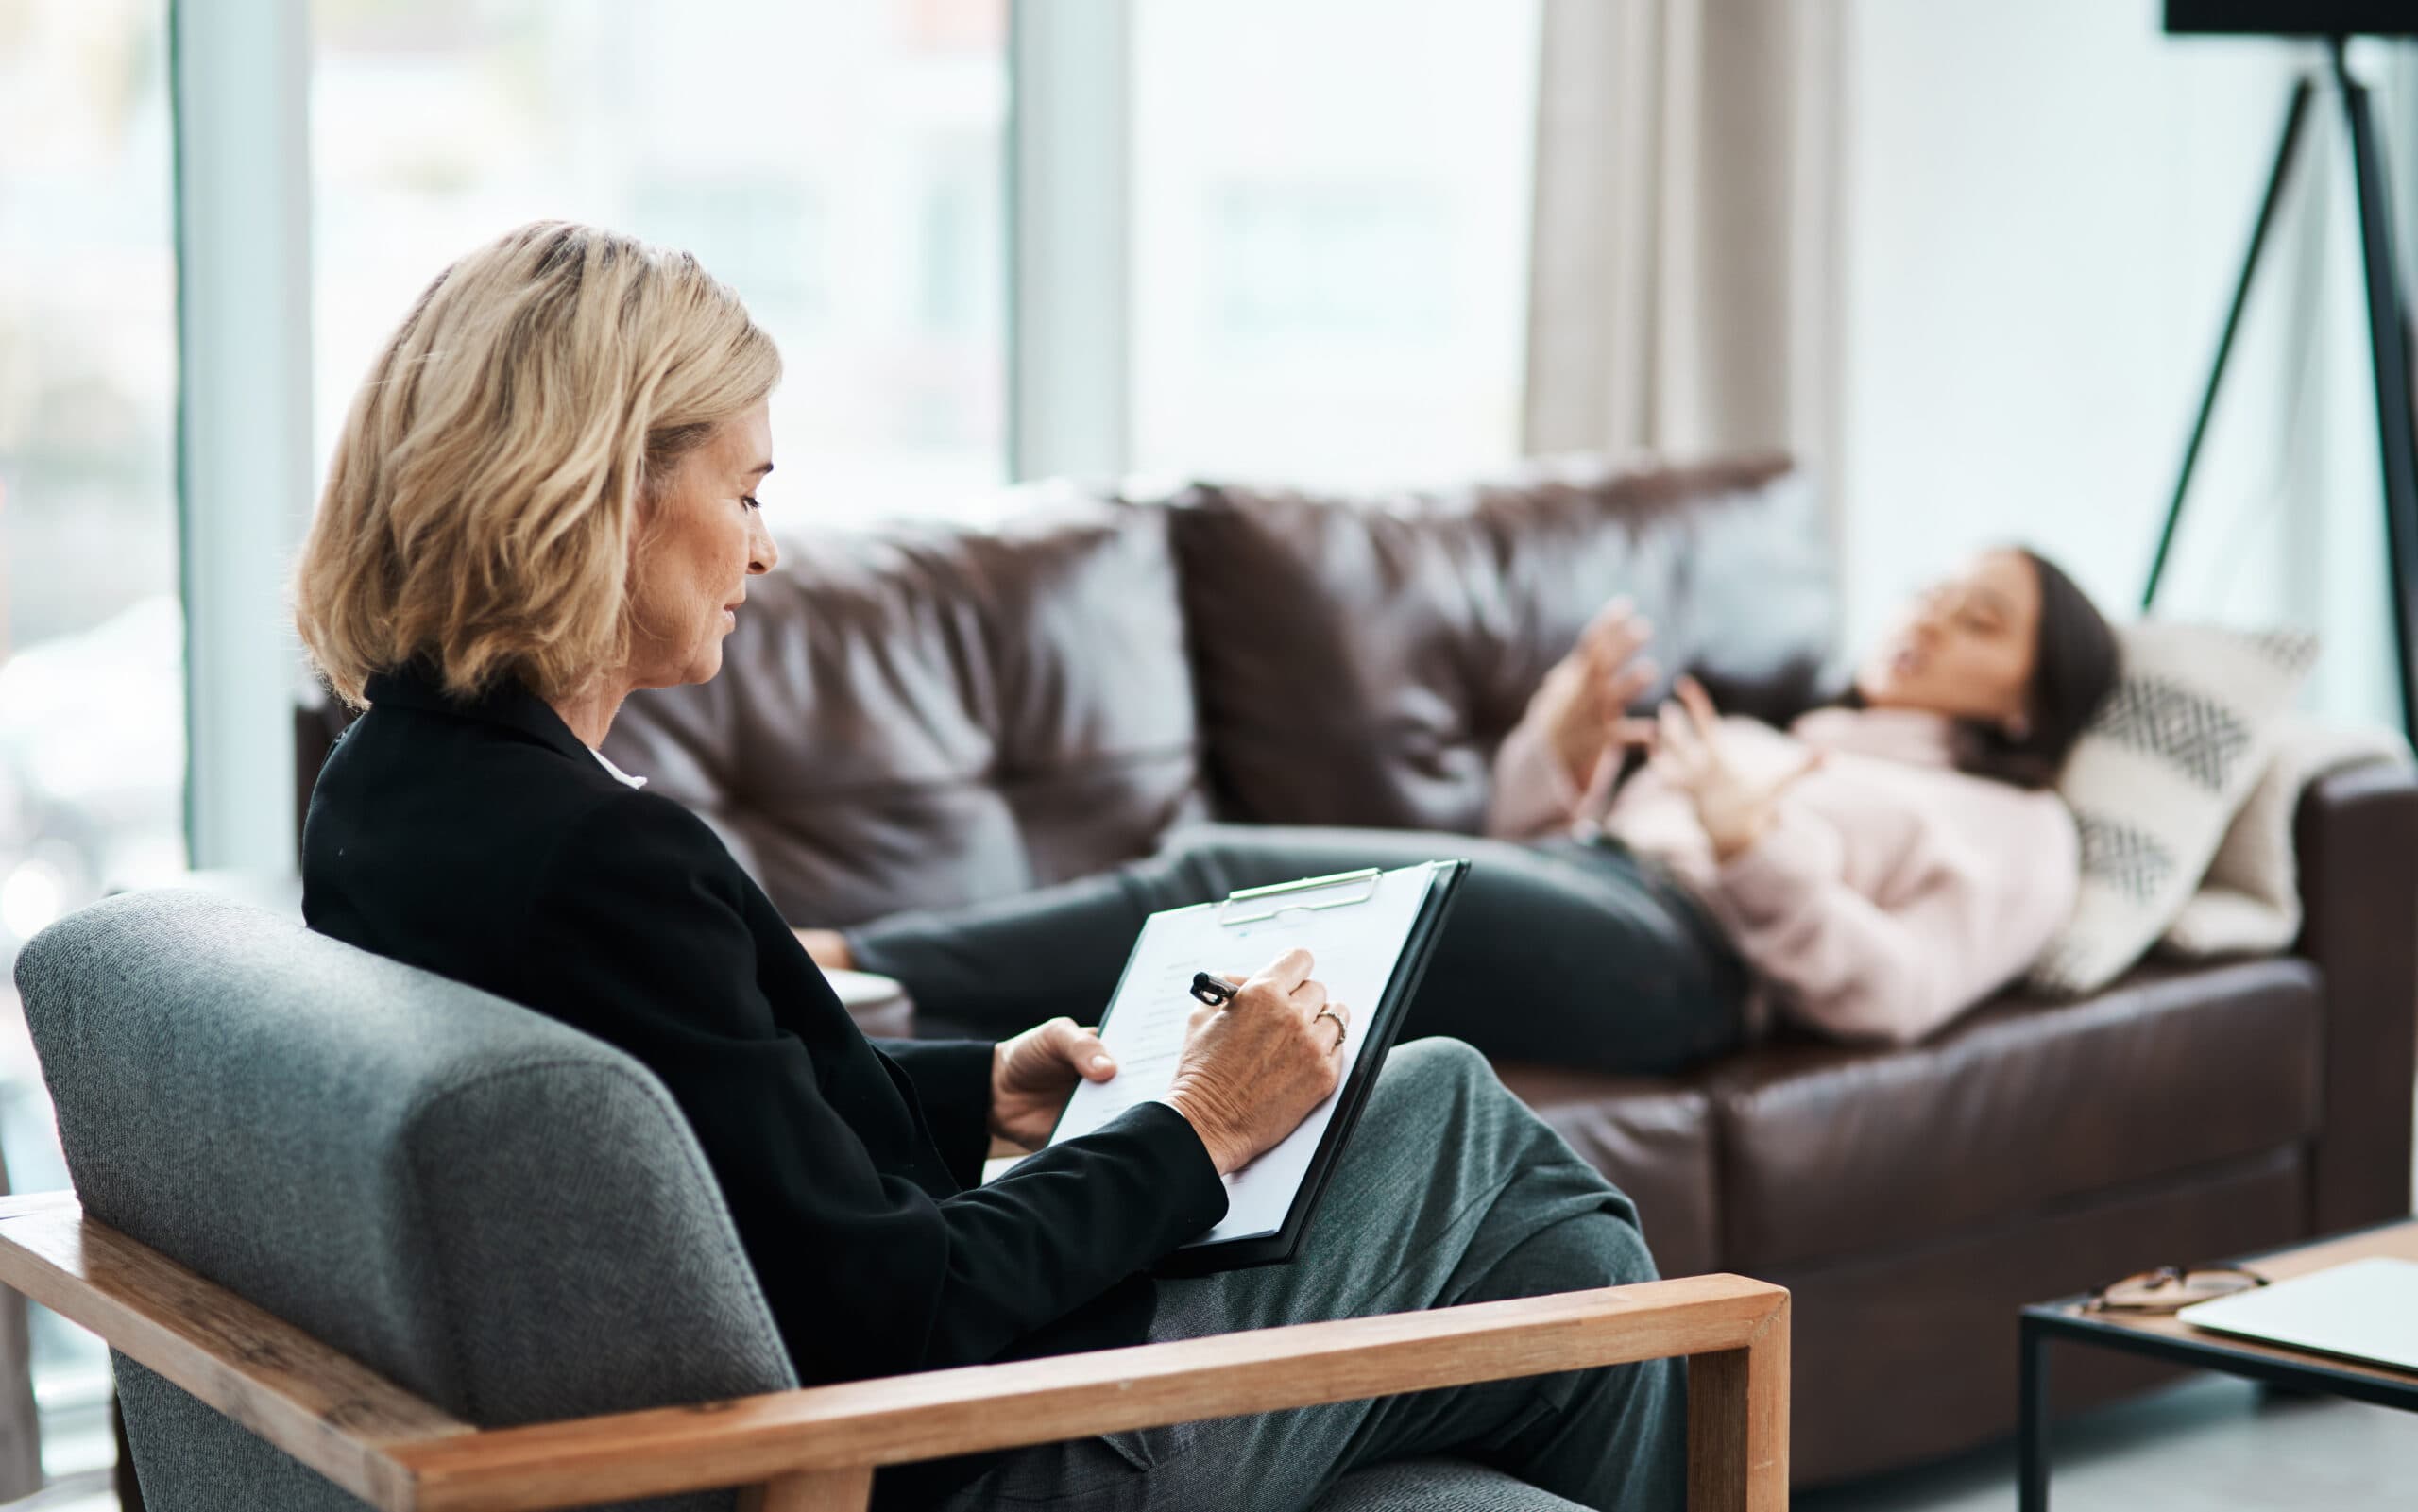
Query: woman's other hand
1166 947 1348 1176
794 927 854 971
1657 676 1823 862
1540 598 1659 792
989 1017 1117 1150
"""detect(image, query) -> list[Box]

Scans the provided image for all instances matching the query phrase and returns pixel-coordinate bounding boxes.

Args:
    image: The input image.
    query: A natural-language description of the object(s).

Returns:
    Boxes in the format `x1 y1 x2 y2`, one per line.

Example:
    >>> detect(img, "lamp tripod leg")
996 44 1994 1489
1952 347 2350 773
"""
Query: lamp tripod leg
2333 39 2418 750
2143 76 2315 610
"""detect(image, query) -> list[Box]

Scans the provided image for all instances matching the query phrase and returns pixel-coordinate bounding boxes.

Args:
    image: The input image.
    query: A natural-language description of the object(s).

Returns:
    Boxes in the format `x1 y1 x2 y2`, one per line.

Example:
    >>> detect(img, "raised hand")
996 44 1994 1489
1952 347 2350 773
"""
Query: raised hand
1655 676 1823 862
1541 598 1660 792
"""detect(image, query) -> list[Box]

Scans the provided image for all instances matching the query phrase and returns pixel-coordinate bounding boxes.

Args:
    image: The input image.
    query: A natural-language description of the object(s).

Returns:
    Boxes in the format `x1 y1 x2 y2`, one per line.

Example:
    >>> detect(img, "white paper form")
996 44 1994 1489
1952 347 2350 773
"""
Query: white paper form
1047 861 1441 1247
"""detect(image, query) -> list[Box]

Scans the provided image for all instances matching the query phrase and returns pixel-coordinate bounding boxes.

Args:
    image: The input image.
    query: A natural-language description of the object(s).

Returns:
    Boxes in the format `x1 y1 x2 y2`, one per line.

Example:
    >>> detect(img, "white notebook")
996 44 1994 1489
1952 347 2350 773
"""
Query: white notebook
2178 1257 2418 1372
1046 861 1449 1251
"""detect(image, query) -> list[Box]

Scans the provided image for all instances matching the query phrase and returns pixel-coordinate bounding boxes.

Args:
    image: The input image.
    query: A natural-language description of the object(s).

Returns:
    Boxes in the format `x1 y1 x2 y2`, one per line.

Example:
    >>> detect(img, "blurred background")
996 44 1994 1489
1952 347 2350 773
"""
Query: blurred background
2 0 2415 1499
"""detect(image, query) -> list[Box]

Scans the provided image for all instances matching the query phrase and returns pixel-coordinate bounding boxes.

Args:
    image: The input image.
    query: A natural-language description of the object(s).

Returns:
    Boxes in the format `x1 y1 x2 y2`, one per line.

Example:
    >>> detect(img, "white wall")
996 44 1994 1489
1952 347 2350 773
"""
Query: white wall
1836 0 2405 725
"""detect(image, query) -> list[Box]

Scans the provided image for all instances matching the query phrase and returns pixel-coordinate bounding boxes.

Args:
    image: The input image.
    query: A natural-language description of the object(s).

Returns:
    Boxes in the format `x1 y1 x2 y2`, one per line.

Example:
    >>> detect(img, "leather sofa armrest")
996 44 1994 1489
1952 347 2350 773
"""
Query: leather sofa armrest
2292 757 2418 1232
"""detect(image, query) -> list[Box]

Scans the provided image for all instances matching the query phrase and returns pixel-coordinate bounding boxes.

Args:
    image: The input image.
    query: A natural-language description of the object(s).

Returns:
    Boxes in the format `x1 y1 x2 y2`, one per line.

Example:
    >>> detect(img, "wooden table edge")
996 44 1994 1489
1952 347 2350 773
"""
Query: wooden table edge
2021 1215 2418 1404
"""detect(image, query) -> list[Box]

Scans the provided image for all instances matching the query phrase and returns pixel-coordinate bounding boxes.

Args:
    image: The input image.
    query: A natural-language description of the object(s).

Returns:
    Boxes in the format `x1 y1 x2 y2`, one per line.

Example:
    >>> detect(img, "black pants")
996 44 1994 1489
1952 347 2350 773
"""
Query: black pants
843 824 1749 1077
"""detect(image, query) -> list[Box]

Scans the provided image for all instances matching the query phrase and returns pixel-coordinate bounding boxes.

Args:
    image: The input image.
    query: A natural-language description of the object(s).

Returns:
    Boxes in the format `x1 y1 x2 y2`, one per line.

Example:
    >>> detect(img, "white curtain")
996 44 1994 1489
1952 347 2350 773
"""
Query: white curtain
1523 0 1848 470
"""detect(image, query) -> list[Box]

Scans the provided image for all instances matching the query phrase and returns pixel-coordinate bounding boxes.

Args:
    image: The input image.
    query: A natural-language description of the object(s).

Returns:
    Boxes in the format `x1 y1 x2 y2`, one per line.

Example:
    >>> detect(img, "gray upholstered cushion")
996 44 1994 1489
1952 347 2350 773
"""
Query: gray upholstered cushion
14 890 796 1511
1310 1457 1593 1510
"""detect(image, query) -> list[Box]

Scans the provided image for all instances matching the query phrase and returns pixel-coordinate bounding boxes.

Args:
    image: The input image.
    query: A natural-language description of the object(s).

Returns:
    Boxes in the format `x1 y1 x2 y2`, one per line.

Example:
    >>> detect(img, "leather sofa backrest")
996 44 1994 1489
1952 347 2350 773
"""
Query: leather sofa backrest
604 483 1205 926
601 458 1838 923
1169 454 1839 832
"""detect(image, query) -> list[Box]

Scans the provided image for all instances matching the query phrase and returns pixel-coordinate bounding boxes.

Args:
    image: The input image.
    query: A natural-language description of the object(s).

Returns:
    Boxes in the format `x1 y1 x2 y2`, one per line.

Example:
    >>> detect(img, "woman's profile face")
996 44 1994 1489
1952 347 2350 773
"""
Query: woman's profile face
1854 549 2041 729
625 399 778 690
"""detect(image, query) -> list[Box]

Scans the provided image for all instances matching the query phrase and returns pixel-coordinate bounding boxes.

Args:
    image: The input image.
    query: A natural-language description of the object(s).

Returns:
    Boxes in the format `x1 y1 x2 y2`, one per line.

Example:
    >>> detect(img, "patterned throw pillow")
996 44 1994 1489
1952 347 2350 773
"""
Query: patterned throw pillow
2026 621 2318 998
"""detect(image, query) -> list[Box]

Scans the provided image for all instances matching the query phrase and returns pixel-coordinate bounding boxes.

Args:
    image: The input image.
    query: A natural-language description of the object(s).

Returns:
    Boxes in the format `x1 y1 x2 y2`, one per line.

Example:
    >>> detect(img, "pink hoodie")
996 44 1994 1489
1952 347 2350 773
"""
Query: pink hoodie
1487 702 2078 1045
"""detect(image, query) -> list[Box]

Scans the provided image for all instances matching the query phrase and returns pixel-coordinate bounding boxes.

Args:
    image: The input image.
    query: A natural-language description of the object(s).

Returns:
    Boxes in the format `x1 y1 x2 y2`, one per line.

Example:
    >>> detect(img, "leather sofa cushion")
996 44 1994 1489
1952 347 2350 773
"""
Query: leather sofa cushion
1165 455 1838 833
1494 1063 1718 1282
603 485 1206 925
1711 958 2323 1271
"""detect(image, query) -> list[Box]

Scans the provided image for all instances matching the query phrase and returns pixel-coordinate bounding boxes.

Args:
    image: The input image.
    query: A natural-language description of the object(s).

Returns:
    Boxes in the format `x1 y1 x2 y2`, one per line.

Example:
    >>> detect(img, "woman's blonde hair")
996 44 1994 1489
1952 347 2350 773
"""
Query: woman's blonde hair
294 220 780 706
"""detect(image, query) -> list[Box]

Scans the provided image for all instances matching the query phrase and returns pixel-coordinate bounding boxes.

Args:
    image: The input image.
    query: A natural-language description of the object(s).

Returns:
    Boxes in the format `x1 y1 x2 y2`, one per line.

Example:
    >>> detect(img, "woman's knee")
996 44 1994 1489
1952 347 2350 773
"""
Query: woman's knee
1155 822 1255 856
1507 1209 1661 1295
1347 1038 1510 1156
1141 824 1308 902
1385 1036 1499 1096
1369 1037 1549 1146
1586 1206 1660 1287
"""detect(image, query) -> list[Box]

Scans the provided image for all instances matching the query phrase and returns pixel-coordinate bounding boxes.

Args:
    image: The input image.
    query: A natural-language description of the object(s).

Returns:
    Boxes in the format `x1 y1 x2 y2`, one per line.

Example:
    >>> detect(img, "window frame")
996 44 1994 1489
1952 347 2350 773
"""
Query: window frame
1006 0 1132 482
171 0 312 872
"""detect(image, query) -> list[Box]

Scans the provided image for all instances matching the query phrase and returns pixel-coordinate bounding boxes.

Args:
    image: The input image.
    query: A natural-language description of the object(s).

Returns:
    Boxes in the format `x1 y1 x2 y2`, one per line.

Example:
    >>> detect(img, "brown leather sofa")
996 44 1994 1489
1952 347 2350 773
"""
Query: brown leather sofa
312 455 2417 1488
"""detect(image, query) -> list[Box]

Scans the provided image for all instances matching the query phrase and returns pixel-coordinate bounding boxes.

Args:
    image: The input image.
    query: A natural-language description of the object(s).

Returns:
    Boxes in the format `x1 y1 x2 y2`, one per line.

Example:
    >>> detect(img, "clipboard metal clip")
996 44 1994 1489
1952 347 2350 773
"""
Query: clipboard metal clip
1215 867 1384 926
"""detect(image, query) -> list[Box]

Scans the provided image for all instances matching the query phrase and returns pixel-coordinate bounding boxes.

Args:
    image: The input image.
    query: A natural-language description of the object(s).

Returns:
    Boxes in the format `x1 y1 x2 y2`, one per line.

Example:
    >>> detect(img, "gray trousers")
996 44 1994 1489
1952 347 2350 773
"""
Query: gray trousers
934 1039 1684 1512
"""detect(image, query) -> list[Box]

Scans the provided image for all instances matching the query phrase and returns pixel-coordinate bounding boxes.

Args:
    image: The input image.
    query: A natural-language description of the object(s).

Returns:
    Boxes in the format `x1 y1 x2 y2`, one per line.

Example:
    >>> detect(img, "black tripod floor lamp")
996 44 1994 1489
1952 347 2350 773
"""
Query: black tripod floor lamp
2143 6 2418 746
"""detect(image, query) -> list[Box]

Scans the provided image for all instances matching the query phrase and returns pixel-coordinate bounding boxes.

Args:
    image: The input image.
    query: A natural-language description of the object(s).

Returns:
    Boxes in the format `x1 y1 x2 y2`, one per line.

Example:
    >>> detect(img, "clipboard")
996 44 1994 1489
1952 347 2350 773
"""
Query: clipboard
1046 857 1471 1275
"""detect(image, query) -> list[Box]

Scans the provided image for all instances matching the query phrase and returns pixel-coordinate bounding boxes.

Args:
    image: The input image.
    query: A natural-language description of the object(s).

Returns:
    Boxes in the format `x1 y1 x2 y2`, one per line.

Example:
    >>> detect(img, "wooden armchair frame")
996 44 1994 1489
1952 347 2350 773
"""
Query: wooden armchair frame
0 1193 1788 1511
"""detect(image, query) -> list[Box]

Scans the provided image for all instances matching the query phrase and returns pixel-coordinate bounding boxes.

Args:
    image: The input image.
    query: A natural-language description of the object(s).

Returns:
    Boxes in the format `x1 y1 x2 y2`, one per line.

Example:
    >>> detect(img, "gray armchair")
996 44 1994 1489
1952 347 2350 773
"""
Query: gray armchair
7 891 1788 1510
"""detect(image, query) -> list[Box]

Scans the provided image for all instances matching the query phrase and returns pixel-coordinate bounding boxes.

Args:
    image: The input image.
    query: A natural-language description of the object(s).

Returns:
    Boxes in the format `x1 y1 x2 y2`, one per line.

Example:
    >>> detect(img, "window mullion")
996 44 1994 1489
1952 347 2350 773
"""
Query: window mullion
171 0 314 871
1007 0 1132 484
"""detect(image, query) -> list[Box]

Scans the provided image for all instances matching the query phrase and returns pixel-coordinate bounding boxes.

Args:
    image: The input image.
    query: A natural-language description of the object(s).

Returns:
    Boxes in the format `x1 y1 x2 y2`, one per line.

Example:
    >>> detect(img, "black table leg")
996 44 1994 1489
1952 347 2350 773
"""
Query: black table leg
2019 1317 2051 1512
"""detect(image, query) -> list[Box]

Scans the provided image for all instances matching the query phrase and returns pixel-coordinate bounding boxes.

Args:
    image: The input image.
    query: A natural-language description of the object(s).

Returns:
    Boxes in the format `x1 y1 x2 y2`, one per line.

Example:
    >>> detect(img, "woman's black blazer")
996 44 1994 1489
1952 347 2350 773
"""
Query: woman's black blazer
302 666 1228 1392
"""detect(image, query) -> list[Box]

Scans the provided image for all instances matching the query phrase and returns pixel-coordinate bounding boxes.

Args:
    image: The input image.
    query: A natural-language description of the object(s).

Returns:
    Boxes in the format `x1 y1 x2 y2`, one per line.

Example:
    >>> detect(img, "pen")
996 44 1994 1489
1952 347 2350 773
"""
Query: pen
1189 971 1238 1006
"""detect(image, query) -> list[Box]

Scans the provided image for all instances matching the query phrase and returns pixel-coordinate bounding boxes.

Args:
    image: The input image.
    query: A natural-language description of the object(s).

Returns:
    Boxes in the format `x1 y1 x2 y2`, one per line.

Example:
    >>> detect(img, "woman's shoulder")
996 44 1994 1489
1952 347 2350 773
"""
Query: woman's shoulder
538 780 736 887
308 703 743 920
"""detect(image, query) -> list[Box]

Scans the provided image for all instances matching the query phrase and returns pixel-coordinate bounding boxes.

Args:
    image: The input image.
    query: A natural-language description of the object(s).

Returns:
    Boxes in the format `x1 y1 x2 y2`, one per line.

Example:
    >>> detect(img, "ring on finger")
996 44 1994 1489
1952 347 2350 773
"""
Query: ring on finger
1311 1007 1348 1050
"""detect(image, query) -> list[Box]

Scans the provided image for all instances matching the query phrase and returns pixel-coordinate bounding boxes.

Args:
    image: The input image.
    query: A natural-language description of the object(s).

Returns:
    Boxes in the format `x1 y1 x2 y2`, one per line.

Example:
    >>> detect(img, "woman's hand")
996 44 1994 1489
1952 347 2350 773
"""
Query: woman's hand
794 927 853 971
989 1017 1118 1150
1166 947 1348 1176
1656 676 1822 863
1539 599 1660 793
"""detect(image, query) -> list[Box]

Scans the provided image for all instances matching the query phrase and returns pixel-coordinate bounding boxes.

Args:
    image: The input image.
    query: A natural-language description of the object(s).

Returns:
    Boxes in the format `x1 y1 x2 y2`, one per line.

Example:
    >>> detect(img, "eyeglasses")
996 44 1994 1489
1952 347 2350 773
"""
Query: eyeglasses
2082 1263 2270 1315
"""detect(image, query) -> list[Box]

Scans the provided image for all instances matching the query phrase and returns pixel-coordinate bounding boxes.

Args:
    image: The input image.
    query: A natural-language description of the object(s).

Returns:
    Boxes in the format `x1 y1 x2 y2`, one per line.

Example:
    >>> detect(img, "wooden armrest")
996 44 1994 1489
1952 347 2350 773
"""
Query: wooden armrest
0 1192 468 1506
0 1193 1788 1512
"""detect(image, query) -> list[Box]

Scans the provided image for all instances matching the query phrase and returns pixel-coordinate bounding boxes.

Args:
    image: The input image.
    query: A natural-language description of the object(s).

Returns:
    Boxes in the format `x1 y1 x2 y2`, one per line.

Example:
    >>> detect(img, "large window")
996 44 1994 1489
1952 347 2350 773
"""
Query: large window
1129 0 1541 486
311 0 1010 525
0 0 182 1483
0 1 184 945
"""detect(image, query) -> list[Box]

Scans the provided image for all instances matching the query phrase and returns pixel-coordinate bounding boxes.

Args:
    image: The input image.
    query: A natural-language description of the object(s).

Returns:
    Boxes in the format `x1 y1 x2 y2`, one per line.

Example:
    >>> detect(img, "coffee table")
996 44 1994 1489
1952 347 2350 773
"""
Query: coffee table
2018 1218 2418 1510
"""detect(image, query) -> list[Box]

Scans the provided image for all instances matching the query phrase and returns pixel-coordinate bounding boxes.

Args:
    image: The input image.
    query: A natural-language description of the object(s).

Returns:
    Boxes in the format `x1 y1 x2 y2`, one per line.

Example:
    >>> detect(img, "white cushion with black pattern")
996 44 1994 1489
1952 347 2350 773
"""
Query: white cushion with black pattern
2027 621 2317 997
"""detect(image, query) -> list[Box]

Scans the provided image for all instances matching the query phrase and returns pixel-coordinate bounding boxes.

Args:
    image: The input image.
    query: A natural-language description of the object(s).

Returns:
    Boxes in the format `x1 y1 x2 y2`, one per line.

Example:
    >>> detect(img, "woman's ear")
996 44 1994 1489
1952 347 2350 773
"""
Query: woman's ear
2005 714 2033 741
625 471 664 553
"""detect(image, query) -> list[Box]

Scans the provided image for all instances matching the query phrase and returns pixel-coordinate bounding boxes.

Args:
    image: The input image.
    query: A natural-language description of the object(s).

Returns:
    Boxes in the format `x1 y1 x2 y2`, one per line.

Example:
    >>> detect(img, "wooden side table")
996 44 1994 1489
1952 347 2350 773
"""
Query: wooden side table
2018 1218 2418 1511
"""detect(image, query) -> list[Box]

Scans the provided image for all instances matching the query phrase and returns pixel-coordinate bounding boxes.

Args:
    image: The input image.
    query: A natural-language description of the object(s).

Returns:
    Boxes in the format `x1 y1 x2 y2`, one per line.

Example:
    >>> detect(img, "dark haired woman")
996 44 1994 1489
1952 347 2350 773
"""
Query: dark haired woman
806 547 2120 1073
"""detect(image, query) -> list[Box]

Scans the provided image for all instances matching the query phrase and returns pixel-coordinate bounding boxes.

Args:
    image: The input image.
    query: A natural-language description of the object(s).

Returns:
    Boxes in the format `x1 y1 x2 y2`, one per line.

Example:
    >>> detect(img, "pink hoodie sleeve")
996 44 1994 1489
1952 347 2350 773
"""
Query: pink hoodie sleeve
1486 672 1617 840
1708 798 2079 1045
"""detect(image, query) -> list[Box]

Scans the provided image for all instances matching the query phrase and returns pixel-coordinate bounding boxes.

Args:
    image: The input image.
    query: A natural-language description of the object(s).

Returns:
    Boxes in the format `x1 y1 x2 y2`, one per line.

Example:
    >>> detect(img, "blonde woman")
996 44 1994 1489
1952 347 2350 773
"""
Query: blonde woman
294 222 1682 1512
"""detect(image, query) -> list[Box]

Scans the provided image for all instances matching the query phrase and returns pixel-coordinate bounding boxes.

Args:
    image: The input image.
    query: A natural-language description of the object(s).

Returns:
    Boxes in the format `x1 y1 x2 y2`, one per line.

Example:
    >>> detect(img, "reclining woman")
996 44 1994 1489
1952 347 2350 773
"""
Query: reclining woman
292 222 1682 1512
808 548 2119 1073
